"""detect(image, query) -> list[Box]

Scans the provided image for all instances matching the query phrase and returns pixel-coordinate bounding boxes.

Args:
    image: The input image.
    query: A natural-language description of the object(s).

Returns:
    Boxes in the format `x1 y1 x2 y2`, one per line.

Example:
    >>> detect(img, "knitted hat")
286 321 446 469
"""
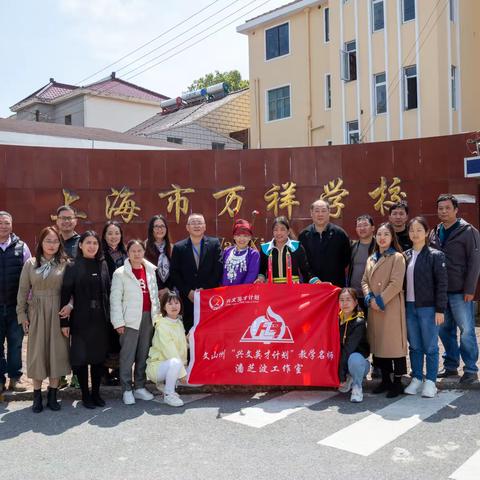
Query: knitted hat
233 219 253 236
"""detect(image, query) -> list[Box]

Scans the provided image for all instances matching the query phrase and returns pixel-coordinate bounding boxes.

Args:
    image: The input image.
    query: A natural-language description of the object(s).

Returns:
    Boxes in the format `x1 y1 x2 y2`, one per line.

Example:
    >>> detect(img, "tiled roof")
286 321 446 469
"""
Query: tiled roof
85 77 169 102
0 118 186 149
11 80 78 110
128 89 248 136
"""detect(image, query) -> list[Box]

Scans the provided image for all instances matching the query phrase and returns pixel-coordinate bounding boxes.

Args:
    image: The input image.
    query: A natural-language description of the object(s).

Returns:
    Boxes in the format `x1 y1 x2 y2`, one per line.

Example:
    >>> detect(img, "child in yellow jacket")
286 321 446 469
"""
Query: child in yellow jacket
146 291 188 407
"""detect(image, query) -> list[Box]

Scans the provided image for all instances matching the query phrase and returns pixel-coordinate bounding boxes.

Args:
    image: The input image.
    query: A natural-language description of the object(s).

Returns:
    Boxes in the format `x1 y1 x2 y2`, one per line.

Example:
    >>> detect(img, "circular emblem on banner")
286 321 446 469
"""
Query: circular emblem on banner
209 295 224 311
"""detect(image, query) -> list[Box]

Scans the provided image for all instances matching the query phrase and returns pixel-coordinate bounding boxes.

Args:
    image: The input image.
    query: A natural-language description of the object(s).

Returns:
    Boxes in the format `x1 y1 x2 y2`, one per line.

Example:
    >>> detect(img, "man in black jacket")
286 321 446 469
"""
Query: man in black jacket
170 213 223 333
299 199 351 287
429 194 480 384
388 201 412 252
0 211 31 392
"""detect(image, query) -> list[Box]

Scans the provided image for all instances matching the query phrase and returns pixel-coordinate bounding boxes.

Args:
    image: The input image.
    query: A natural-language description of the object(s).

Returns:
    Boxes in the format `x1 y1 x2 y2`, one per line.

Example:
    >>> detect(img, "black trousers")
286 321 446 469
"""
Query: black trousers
73 364 103 398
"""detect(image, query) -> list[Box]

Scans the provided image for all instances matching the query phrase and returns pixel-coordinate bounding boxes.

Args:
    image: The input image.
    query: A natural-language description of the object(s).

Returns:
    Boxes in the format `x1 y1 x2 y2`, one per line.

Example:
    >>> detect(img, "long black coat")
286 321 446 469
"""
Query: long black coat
60 257 111 366
170 236 223 332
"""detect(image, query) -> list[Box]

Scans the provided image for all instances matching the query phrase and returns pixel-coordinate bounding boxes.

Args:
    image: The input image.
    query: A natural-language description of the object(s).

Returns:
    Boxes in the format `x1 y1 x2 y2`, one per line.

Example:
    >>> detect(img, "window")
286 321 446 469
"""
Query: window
403 65 418 110
451 65 457 110
449 0 455 22
324 7 330 42
325 74 332 110
341 41 357 81
167 136 183 144
327 140 333 146
267 85 291 121
346 121 359 144
265 23 289 60
402 0 415 22
212 142 225 150
374 73 387 114
35 109 40 122
64 114 72 125
372 0 384 32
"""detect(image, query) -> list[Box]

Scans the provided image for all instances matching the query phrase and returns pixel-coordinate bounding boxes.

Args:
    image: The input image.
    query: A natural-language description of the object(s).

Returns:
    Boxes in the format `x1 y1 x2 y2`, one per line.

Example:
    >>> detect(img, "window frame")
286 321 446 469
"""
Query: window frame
167 136 183 145
324 73 332 110
212 142 225 150
372 0 385 32
374 72 387 115
264 21 290 62
451 65 457 110
403 65 418 111
402 0 415 23
346 120 360 144
341 40 357 82
449 0 456 22
265 84 292 123
324 7 330 43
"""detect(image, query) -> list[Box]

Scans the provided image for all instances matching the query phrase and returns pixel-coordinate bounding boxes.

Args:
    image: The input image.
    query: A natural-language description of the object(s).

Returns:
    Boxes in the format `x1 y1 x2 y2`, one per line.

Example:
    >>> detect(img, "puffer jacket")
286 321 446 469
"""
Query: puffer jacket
110 258 160 330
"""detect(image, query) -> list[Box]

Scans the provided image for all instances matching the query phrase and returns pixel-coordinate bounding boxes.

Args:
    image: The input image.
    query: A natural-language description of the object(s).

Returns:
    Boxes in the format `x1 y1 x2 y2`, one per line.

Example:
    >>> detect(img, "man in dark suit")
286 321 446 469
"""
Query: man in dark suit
170 213 223 332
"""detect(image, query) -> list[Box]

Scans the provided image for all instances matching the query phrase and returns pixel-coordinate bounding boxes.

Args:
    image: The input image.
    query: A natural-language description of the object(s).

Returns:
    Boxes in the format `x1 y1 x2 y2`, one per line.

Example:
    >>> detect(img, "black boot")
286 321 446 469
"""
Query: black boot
91 364 106 407
372 370 392 394
47 387 61 411
386 375 404 398
75 366 95 409
32 389 43 413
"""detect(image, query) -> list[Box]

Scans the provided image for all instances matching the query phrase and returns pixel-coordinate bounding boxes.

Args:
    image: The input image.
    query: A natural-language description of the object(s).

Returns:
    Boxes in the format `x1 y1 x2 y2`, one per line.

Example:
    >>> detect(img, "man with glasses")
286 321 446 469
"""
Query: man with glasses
170 213 223 333
55 205 80 259
55 205 80 389
0 211 31 392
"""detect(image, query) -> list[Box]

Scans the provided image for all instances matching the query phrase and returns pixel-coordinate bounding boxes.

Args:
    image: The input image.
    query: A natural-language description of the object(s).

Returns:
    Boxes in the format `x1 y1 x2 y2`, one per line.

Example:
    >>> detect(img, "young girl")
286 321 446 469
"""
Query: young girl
361 222 407 398
404 217 447 398
146 291 188 407
221 219 260 286
338 288 370 403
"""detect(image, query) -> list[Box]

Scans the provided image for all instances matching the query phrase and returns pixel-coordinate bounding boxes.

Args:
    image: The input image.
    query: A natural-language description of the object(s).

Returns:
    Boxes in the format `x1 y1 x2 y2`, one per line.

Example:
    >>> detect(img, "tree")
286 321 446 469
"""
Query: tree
187 70 249 92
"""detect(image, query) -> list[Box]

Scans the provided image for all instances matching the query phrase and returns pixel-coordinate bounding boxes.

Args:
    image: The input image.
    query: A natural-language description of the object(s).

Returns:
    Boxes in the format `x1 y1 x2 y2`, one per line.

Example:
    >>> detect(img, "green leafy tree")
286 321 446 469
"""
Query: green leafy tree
187 70 249 92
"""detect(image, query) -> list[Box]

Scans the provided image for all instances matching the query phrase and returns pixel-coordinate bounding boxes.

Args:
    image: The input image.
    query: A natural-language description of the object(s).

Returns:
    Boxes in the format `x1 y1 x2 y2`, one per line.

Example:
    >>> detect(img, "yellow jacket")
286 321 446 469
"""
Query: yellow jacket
146 315 188 382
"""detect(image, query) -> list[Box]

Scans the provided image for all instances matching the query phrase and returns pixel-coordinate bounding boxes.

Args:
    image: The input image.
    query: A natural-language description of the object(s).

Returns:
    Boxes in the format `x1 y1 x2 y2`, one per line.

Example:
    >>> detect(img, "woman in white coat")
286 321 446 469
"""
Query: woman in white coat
110 239 160 405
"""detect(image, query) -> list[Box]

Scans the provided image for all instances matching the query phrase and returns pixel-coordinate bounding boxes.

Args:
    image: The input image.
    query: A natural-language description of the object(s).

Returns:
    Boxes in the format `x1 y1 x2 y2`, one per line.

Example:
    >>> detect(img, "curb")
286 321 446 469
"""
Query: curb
2 378 478 402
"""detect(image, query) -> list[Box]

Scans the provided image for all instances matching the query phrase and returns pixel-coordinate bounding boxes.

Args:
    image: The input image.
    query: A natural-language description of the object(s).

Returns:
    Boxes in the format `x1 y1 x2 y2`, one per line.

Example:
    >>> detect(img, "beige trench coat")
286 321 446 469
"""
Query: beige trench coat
361 251 407 358
16 258 71 379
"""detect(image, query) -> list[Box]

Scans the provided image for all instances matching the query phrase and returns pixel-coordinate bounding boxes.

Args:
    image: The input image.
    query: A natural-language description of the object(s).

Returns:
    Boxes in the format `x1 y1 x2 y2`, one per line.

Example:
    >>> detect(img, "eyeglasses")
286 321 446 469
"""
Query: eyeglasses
57 216 75 222
188 222 205 226
43 240 60 245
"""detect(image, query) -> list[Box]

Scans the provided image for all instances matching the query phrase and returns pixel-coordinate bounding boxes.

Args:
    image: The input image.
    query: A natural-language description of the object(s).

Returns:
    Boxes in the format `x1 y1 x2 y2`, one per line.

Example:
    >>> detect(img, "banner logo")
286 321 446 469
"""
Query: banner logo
209 295 225 311
240 306 294 344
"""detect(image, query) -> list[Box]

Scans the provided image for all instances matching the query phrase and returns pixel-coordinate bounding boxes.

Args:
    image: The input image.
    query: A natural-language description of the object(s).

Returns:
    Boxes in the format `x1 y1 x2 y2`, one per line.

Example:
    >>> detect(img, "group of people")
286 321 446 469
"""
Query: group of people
0 192 478 411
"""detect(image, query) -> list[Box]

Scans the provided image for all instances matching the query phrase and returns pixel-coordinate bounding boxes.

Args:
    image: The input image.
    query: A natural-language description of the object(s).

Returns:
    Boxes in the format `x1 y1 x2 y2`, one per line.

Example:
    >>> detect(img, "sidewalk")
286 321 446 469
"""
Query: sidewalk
3 327 480 402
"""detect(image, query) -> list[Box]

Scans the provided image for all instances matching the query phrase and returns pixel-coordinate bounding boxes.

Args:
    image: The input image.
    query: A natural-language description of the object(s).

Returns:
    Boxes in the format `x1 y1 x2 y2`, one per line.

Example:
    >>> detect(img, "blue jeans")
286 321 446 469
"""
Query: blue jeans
406 303 439 382
439 293 479 373
0 305 24 384
348 352 370 387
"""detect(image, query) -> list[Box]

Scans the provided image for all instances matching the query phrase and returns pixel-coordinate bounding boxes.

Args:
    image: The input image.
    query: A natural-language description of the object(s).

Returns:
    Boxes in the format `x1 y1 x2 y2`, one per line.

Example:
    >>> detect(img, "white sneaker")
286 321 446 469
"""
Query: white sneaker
404 377 423 395
134 388 154 401
338 375 353 393
164 392 184 407
422 379 437 398
350 385 363 403
123 390 135 405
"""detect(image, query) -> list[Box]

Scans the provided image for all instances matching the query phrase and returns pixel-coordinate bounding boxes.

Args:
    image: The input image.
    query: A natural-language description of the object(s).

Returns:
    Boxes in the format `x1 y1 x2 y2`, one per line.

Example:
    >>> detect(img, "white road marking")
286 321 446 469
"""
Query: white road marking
318 390 464 456
152 393 211 405
223 391 337 429
450 449 480 480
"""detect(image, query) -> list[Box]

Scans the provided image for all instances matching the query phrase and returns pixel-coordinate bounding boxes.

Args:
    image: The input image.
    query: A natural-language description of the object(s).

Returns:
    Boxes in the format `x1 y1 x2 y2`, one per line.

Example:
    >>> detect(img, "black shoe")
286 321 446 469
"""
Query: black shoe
386 382 404 398
372 381 391 394
47 387 61 411
91 394 106 407
32 389 43 413
437 368 458 378
82 395 96 409
459 372 478 384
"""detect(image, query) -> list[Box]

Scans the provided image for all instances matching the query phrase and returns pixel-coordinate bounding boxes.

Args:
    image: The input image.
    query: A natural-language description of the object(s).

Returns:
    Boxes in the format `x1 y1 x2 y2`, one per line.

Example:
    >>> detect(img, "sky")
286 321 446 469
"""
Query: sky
0 0 289 118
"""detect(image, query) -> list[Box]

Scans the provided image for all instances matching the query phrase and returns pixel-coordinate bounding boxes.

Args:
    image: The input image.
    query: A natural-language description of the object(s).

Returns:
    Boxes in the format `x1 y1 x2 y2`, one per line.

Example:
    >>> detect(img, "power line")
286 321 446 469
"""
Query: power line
76 0 222 85
120 0 259 78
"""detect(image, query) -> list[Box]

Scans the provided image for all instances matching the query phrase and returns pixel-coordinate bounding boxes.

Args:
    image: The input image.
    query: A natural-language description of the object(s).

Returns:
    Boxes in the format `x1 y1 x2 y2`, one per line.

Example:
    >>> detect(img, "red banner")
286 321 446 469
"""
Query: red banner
188 283 341 387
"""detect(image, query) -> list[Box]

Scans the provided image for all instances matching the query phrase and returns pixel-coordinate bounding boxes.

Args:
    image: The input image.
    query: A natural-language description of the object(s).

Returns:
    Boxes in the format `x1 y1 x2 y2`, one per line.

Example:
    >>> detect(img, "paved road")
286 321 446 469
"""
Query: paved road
1 389 479 480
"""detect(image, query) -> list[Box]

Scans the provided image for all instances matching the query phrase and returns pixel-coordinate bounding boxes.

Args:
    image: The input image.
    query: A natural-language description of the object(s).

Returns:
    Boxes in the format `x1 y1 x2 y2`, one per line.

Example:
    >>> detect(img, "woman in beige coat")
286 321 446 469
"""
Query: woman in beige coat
17 226 71 413
362 222 407 398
